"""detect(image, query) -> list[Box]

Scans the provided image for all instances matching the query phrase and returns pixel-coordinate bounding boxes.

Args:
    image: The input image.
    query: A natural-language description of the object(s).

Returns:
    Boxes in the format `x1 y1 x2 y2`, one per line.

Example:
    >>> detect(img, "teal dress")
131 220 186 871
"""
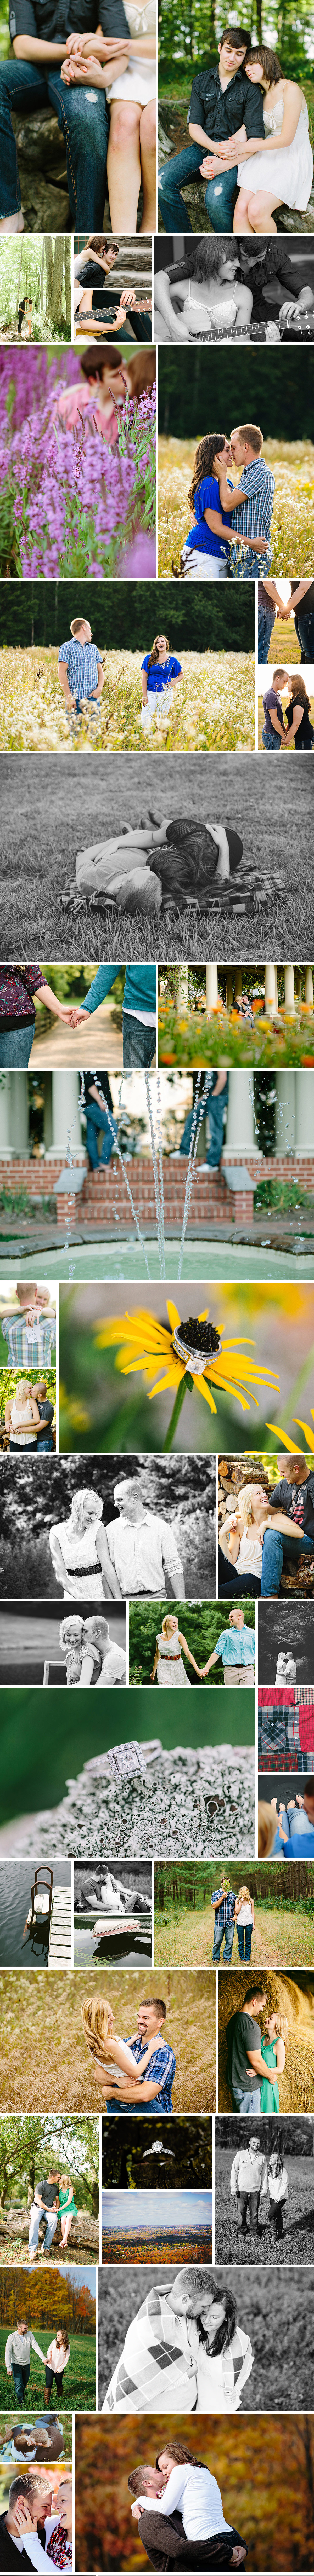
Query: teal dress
260 2039 279 2114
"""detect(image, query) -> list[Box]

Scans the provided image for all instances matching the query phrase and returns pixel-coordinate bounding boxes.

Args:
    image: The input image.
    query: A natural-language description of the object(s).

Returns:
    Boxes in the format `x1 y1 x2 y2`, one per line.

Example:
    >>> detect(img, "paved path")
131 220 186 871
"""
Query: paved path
30 1002 123 1068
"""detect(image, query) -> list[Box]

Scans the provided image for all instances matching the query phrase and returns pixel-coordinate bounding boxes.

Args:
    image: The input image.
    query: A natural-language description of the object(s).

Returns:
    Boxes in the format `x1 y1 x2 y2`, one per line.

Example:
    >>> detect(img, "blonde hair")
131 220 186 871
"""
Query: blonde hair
258 1802 277 1856
237 1885 251 1904
60 1617 83 1650
237 1485 256 1526
16 1378 30 1400
274 2013 289 2053
69 1488 103 1532
161 1614 178 1638
81 1997 113 2061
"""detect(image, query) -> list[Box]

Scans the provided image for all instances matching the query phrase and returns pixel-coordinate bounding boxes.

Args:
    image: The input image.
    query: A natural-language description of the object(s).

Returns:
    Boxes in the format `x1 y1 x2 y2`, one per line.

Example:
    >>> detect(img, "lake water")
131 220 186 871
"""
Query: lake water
74 1923 152 1967
0 1860 71 1966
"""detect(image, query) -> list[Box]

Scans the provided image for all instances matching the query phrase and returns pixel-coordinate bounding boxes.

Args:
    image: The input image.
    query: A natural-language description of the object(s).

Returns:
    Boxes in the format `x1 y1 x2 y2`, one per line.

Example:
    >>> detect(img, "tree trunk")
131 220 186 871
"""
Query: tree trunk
40 241 45 311
46 235 64 325
64 237 71 329
15 244 23 316
45 236 54 313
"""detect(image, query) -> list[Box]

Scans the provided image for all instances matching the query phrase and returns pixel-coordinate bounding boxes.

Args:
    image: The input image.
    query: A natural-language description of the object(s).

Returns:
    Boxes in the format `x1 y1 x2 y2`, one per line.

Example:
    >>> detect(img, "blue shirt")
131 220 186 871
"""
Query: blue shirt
227 460 275 580
214 1626 255 1666
141 656 182 692
185 475 232 560
58 639 102 697
105 2034 176 2116
83 965 156 1022
273 1817 314 1858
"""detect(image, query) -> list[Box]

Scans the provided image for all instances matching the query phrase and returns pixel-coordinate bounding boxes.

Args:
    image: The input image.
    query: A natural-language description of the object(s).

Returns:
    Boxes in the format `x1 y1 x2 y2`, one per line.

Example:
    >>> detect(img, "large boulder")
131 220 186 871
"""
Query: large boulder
12 106 70 229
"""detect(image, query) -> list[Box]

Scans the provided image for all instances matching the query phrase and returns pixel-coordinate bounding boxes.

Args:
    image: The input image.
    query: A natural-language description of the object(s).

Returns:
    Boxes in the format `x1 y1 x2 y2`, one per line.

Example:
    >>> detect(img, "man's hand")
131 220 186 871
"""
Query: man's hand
6 2368 12 2378
131 2503 142 2521
65 28 128 53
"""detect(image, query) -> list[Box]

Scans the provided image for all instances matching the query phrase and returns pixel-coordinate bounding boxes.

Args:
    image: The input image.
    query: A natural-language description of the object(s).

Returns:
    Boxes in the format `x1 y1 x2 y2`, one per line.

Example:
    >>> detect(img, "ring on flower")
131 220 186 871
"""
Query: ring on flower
94 1300 280 1420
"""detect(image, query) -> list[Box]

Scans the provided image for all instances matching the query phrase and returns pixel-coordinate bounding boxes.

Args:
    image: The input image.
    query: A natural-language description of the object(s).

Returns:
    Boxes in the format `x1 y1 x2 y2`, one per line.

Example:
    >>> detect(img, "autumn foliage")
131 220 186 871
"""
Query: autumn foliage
74 2412 314 2571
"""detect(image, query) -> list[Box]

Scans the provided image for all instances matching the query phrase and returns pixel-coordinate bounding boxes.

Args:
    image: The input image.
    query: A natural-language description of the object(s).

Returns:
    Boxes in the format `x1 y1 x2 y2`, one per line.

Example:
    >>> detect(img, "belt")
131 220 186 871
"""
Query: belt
161 1651 182 1660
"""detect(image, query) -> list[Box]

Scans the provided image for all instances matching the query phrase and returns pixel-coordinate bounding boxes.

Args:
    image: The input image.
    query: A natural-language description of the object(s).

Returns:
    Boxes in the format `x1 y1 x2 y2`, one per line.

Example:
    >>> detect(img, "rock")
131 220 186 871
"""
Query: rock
12 108 70 230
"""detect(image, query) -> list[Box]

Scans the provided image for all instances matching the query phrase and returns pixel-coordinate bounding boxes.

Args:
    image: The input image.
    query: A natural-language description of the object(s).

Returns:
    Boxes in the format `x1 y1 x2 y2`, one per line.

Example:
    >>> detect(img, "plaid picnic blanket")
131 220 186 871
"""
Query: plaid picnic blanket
259 1688 314 1772
103 2288 198 2411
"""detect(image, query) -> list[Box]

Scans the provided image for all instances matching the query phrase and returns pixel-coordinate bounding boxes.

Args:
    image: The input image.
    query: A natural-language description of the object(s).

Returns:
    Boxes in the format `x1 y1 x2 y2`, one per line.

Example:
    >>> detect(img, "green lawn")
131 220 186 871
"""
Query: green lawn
154 1901 314 1969
0 2328 96 2411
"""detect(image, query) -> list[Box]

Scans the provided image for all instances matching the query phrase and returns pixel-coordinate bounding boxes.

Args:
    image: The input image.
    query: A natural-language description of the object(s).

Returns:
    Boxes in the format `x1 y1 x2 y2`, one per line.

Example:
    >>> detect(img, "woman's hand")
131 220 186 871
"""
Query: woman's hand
65 28 128 55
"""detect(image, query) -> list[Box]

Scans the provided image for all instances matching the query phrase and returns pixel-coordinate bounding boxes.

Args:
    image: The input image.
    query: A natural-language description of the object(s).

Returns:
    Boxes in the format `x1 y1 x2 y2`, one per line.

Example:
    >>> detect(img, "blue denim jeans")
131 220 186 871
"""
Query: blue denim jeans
232 2085 261 2114
122 1012 155 1069
179 1093 225 1166
28 2204 58 2253
12 2363 30 2403
212 1920 234 1962
158 143 237 235
237 1926 252 1960
262 726 281 750
0 1022 34 1066
0 58 109 225
258 606 274 665
85 1100 117 1167
261 1526 314 1596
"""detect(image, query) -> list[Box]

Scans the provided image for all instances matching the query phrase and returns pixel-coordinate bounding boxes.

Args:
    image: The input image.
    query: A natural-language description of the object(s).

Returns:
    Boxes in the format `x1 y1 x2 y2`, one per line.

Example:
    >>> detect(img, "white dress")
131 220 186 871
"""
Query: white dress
156 1631 191 1688
108 0 155 105
237 91 313 212
53 1516 104 1599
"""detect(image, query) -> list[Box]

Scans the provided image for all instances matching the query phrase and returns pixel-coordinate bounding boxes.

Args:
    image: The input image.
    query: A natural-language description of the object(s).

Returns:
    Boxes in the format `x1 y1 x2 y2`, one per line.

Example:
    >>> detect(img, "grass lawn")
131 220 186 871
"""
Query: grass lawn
159 437 314 583
0 646 255 757
214 2145 314 2265
0 2327 95 2410
1 750 312 964
154 1902 314 1969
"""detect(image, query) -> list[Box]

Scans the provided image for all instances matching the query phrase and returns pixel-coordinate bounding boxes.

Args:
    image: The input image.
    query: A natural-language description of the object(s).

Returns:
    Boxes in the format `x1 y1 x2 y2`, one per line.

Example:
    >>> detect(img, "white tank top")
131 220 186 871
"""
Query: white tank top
238 1530 263 1575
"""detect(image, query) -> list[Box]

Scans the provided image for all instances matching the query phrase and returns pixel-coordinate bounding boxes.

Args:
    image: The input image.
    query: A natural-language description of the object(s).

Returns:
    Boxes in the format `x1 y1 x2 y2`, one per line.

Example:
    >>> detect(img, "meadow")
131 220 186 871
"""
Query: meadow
0 2326 95 2411
214 2144 314 2267
159 437 314 582
0 646 255 757
0 1967 216 2116
154 1901 314 1970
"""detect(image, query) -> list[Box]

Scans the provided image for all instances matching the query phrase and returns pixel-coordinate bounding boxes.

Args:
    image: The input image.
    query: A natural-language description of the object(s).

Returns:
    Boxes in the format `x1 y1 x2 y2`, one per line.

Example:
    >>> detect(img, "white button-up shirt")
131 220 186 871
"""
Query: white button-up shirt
105 1510 184 1595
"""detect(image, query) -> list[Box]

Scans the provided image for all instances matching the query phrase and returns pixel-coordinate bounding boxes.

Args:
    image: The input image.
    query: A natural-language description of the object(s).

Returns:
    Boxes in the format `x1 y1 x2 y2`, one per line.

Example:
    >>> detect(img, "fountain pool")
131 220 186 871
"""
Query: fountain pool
4 1242 314 1282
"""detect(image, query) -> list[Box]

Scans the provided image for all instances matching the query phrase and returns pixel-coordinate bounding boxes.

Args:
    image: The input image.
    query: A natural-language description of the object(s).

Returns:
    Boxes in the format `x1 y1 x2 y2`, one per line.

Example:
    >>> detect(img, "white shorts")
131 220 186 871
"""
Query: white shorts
182 545 228 581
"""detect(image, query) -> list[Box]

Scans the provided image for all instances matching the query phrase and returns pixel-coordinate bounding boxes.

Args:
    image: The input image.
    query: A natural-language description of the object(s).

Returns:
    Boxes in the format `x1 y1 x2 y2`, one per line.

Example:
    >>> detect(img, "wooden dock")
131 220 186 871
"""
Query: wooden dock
48 1884 72 1970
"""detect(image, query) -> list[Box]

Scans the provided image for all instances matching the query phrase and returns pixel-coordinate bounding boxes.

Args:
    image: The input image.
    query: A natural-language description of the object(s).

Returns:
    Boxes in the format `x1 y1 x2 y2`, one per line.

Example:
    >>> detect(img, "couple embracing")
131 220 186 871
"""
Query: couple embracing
127 2437 247 2571
159 24 313 237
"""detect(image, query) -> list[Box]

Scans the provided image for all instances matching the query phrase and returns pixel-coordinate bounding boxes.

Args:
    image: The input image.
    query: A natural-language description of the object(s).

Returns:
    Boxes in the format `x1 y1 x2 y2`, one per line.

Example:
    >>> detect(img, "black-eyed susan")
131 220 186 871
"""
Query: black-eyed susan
94 1301 280 1450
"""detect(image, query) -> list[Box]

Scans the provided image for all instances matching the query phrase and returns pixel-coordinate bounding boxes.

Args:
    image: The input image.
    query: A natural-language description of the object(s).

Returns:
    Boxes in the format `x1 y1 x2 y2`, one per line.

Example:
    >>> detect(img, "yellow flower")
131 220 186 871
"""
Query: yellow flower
266 1415 314 1454
94 1302 280 1420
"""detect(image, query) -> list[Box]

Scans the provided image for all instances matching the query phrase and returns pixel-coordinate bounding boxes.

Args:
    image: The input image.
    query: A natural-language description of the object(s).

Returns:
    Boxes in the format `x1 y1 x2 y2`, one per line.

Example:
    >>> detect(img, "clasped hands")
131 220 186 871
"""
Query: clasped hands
200 132 240 177
61 30 129 84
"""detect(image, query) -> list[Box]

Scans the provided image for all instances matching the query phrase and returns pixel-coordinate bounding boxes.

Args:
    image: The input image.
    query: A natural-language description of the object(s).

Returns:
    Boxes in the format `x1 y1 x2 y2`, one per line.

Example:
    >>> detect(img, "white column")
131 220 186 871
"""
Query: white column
205 964 218 1013
274 966 278 1009
295 970 302 1005
0 1074 13 1160
226 972 233 1011
235 970 242 1003
275 1072 296 1150
306 967 314 1010
284 964 295 1014
265 964 276 1015
46 1071 84 1158
295 1071 314 1152
176 966 189 1012
224 1071 259 1157
10 1074 29 1153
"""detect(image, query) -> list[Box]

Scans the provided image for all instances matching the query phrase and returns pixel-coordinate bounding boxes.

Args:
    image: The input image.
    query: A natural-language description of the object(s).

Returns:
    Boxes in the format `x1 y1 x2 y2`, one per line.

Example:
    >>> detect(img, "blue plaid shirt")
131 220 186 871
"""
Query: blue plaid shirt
58 639 103 699
227 460 275 580
106 2034 176 2116
211 1887 236 1929
1 1313 56 1364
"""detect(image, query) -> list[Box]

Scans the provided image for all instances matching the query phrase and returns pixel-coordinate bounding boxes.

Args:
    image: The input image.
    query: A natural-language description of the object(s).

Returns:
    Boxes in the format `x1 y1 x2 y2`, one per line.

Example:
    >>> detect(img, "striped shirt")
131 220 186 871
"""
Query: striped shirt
227 460 275 580
103 2288 198 2412
1 1312 56 1364
58 639 103 698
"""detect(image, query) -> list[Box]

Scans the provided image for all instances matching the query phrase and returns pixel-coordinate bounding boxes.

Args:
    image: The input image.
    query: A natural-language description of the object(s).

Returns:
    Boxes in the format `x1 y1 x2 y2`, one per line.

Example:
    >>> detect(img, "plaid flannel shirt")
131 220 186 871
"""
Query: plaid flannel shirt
211 1887 236 1929
104 2288 198 2411
1 1313 56 1365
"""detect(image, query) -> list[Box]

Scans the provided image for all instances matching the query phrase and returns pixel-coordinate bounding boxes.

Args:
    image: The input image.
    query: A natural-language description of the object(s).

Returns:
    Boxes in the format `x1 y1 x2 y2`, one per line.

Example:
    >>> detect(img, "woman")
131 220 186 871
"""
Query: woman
283 676 314 752
49 1488 106 1600
46 2475 72 2567
81 1995 164 2097
62 10 156 236
184 2289 253 2414
232 44 313 235
138 2442 246 2561
58 346 155 442
234 1885 255 1962
74 238 137 341
150 1612 204 1689
268 2141 289 2238
60 1612 126 1686
154 241 253 345
282 578 314 664
58 2181 78 2250
260 2011 288 2112
45 2326 71 2396
276 1649 297 1682
176 432 266 583
141 634 182 731
219 1481 314 1598
5 1380 40 1450
0 968 78 1069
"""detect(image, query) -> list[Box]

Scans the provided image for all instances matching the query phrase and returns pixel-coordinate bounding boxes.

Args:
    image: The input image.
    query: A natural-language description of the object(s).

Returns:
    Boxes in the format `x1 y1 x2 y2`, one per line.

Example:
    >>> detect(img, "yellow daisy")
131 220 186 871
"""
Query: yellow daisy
95 1301 280 1444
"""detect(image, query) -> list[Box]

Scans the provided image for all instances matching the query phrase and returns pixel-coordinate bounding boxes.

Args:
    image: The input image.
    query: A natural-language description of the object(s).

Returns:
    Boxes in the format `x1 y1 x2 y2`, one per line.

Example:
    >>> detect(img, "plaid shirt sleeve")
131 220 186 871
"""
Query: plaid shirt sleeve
144 2044 176 2090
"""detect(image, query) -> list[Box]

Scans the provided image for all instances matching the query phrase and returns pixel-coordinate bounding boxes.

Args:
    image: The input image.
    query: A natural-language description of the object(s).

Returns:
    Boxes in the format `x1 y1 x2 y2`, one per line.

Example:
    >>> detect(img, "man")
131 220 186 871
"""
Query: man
257 577 285 664
271 1452 314 1548
97 1473 185 1600
0 2470 54 2569
2 2422 63 2464
0 0 129 238
158 26 264 237
82 1071 117 1170
271 1789 314 1859
17 295 32 336
129 2447 247 2571
172 1073 229 1178
226 1988 267 2114
261 669 289 751
216 426 274 580
69 962 156 1071
70 813 243 913
205 1606 255 1688
5 2320 46 2405
103 2265 215 2412
100 1996 176 2116
0 1286 56 1368
58 620 105 721
28 2172 60 2262
230 2133 267 2233
211 1878 236 1964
